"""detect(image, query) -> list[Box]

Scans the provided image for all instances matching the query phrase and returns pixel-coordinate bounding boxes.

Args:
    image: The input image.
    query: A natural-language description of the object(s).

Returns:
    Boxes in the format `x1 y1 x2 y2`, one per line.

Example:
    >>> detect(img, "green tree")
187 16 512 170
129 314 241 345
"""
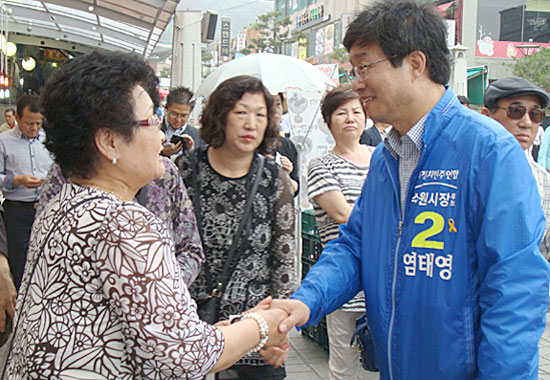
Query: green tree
160 66 171 78
512 48 550 91
247 11 305 54
201 48 214 78
331 47 349 63
332 47 351 84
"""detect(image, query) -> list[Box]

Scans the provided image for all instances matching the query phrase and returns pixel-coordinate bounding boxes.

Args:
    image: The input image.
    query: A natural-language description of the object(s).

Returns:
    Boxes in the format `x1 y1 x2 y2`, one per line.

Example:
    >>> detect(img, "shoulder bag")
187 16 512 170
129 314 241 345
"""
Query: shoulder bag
191 149 265 324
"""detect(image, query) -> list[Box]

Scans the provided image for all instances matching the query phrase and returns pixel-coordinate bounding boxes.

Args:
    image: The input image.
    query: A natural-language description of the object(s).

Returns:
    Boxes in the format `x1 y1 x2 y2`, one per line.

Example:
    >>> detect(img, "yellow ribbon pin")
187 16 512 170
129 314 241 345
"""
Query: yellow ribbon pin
448 218 457 233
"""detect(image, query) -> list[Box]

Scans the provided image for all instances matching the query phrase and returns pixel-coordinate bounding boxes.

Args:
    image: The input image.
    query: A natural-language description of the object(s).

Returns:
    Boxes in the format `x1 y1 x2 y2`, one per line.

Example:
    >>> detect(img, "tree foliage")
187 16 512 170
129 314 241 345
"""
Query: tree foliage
246 11 305 54
512 48 550 92
160 66 171 78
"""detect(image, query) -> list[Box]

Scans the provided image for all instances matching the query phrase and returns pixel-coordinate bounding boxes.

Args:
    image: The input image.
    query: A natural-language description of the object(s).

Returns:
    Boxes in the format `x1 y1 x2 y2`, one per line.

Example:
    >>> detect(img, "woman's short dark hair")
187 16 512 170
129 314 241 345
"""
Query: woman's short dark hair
321 86 364 129
200 75 277 154
343 0 451 85
41 51 159 179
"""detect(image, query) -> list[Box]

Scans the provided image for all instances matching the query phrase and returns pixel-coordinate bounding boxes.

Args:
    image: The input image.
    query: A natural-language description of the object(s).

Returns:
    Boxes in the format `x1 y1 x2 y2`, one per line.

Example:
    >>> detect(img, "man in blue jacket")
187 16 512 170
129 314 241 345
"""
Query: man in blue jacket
271 1 550 379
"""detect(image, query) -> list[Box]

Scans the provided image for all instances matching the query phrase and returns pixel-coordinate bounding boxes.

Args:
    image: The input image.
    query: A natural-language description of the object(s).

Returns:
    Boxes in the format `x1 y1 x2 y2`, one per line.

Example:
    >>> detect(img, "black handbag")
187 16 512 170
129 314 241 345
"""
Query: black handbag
192 150 265 324
197 297 220 325
351 313 379 372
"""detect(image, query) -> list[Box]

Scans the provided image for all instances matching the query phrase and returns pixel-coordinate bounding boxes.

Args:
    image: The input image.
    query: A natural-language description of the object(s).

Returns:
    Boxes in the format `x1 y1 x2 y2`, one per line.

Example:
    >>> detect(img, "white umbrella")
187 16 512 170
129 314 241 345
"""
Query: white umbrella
194 53 335 99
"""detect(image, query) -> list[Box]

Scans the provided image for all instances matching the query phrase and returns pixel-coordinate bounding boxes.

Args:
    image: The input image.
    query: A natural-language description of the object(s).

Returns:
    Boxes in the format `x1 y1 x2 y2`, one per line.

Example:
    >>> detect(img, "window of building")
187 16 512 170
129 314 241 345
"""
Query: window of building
477 0 550 58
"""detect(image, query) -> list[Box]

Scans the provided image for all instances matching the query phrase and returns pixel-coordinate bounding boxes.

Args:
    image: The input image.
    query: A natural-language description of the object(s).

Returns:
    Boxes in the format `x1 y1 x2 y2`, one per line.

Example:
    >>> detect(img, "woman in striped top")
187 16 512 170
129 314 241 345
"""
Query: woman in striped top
307 86 373 380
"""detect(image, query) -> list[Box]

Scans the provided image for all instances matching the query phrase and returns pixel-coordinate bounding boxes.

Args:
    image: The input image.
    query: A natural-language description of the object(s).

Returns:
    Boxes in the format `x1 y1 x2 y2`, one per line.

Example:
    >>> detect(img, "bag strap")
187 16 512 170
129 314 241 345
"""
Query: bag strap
2 195 106 378
192 149 265 299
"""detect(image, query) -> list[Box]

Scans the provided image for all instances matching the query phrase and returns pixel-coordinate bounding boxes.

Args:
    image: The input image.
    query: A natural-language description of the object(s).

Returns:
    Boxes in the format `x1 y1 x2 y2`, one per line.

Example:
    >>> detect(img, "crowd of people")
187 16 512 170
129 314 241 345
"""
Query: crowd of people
0 0 549 379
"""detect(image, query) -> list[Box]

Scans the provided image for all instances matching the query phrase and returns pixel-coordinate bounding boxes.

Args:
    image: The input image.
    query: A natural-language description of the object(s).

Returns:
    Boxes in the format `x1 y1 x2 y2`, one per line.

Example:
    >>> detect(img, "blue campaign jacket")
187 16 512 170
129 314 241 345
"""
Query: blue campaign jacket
292 88 550 380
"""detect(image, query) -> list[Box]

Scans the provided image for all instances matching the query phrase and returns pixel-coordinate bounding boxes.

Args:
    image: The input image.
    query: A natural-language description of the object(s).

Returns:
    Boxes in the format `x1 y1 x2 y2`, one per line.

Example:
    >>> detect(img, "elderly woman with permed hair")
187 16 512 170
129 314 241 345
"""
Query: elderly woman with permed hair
176 75 297 379
4 52 288 380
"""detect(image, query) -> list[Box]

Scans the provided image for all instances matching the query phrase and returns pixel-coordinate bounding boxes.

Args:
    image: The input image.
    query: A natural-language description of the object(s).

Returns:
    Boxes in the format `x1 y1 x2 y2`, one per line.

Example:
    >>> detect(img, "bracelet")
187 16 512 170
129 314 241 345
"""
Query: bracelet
242 312 269 353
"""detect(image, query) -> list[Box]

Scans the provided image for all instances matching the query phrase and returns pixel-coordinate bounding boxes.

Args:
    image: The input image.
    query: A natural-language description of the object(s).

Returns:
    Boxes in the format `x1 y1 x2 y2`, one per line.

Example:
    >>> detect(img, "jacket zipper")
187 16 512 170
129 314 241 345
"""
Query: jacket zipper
384 157 403 380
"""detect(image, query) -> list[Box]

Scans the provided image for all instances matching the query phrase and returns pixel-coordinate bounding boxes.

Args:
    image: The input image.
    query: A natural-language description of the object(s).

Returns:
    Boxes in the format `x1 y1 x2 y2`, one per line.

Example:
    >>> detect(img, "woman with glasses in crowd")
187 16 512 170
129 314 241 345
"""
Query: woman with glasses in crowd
4 52 288 380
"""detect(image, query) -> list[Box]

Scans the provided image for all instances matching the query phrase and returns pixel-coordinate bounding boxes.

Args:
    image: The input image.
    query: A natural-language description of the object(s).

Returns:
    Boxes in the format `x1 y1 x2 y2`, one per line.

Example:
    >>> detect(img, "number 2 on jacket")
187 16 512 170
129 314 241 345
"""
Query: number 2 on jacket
411 211 445 250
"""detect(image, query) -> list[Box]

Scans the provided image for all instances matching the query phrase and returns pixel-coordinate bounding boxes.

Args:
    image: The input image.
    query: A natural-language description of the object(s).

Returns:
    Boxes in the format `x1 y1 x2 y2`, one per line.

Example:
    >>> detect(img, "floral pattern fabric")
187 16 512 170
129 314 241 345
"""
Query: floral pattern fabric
177 148 298 366
6 184 224 379
38 157 204 286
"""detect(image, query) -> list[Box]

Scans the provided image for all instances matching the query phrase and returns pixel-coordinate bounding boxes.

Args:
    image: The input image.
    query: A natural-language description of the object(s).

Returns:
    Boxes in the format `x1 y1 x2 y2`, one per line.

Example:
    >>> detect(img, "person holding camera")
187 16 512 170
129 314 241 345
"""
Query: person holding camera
161 86 204 159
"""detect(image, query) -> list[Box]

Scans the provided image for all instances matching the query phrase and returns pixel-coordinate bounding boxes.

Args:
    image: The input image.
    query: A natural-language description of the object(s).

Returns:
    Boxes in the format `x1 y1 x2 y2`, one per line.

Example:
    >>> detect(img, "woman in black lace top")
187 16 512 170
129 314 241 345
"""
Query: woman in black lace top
177 76 297 380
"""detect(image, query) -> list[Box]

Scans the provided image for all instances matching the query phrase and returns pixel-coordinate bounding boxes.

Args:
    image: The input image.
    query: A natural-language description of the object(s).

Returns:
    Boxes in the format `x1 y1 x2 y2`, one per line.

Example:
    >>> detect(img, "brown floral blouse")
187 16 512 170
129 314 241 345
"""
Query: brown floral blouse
6 184 224 379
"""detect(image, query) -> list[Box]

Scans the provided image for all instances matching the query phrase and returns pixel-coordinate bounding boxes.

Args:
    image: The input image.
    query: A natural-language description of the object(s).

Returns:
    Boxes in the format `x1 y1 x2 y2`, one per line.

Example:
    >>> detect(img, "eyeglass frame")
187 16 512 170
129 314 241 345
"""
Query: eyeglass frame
345 56 395 83
494 105 545 123
136 114 162 130
167 110 190 120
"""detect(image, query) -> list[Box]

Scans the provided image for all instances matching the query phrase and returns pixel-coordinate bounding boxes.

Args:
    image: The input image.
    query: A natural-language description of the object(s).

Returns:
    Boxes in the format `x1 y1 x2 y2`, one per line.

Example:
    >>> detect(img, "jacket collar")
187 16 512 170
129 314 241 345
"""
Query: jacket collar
15 125 43 141
420 86 460 149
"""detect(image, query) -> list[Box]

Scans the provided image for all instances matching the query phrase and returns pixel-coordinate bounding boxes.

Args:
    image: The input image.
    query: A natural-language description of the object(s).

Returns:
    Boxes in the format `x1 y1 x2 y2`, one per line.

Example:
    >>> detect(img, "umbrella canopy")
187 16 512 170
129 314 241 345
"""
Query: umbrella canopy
194 53 335 100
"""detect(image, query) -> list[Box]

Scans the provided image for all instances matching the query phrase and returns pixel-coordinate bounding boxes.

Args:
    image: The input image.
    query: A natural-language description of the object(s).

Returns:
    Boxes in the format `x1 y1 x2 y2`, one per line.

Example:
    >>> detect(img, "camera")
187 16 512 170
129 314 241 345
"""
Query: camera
170 134 188 151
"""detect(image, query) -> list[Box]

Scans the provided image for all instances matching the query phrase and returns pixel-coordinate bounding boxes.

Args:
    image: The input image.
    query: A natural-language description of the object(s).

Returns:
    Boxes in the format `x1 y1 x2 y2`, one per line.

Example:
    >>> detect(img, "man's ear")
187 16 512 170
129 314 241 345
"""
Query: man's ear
94 128 118 162
407 50 427 79
481 107 491 117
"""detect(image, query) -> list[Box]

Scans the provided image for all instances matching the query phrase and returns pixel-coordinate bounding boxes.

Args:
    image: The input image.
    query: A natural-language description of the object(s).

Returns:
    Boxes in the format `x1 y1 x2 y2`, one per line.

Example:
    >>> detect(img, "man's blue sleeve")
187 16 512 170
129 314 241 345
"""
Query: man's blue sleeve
291 185 365 326
473 134 550 379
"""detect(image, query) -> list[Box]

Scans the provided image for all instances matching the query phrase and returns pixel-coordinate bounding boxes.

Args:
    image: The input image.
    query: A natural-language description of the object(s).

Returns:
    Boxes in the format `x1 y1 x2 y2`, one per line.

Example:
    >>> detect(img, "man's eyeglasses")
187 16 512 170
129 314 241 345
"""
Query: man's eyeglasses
345 56 394 82
136 115 162 130
168 110 189 120
495 105 545 123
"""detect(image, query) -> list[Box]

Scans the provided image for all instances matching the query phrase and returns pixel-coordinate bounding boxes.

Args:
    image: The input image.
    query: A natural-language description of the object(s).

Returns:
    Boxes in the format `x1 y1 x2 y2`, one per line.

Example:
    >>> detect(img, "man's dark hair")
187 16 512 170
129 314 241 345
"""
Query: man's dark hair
166 86 195 110
343 0 451 85
321 86 364 129
5 108 15 116
16 95 40 118
41 51 159 179
457 95 469 106
200 75 278 154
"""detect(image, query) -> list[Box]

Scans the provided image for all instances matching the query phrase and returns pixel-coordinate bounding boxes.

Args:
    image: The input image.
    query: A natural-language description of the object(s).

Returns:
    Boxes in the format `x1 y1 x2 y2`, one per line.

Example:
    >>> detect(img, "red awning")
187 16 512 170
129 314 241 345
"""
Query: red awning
437 1 455 17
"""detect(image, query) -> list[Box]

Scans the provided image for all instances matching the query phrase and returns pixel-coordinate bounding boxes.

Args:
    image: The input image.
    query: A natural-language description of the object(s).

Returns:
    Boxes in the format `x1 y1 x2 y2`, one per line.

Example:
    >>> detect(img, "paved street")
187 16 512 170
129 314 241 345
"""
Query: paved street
0 314 549 378
287 314 550 380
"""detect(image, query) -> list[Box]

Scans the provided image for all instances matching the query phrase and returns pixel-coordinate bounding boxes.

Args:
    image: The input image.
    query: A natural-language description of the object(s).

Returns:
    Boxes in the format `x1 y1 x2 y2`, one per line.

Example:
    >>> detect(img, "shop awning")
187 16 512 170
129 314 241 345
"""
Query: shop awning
467 66 487 79
436 1 455 17
2 0 178 57
467 66 489 105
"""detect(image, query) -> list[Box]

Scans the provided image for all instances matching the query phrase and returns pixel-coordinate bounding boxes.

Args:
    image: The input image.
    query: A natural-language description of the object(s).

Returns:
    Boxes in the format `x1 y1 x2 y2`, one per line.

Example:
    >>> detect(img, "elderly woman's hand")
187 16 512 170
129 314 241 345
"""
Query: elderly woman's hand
256 307 289 348
260 345 290 368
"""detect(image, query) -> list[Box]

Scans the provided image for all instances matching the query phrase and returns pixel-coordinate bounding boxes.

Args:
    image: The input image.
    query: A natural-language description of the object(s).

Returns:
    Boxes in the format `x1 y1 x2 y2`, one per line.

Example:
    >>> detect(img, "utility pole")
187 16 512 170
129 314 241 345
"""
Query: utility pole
171 10 201 91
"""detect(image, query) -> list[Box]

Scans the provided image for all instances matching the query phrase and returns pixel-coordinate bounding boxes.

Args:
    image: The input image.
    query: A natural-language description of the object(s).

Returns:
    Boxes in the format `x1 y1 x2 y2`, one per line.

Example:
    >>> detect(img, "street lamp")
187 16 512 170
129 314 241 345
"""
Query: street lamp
22 57 36 71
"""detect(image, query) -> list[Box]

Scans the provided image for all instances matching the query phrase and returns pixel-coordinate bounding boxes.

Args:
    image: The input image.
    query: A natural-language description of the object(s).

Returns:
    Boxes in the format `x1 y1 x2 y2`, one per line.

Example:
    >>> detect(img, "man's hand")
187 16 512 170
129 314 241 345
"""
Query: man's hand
0 255 16 333
269 299 310 333
162 141 183 156
182 134 195 151
13 174 43 189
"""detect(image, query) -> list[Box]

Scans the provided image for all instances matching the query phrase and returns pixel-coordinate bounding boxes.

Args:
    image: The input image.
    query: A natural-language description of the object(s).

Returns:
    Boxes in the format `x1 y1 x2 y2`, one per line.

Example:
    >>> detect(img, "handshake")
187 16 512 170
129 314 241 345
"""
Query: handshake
216 297 311 368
